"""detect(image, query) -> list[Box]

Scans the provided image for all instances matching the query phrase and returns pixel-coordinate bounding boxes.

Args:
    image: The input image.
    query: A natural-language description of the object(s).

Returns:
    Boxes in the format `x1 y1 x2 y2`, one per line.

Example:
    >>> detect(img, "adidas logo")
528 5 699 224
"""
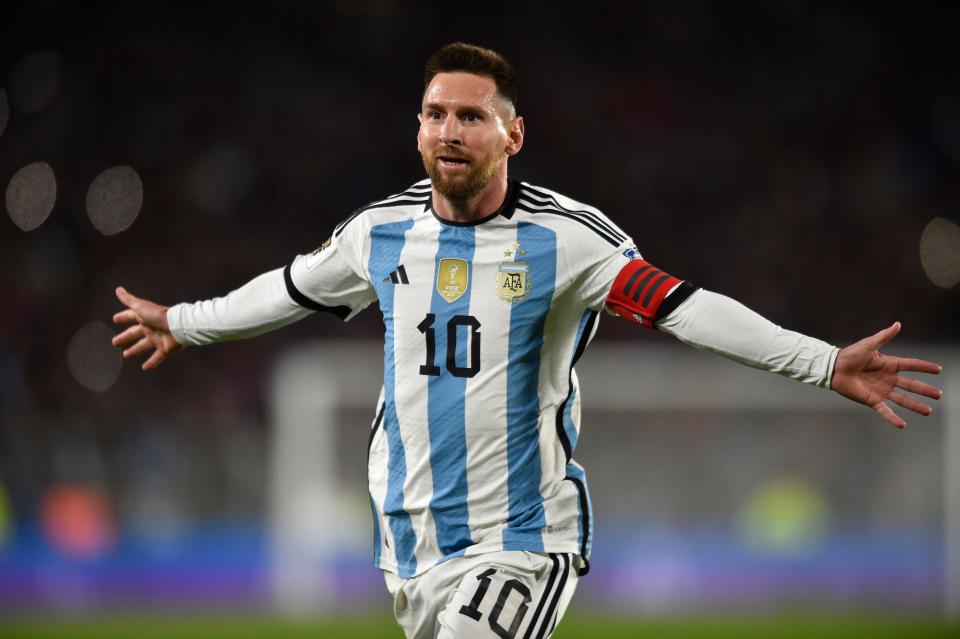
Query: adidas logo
383 265 409 284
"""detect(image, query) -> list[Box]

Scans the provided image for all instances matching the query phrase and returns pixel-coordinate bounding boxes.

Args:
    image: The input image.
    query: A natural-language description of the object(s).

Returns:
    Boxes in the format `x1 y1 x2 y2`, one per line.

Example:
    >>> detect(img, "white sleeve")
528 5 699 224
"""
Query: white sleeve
578 241 636 312
167 268 311 346
562 213 637 310
656 289 840 388
167 216 378 347
285 216 377 320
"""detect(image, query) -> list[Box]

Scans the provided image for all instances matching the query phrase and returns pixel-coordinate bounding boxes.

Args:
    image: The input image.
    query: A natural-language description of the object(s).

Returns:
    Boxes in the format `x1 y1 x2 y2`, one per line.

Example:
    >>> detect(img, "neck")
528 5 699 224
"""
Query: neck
432 168 509 224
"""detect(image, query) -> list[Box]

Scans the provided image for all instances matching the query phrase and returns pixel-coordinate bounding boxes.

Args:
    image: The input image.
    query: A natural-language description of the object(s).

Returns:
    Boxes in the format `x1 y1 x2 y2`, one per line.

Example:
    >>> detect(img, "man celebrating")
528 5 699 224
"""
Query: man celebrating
113 43 942 639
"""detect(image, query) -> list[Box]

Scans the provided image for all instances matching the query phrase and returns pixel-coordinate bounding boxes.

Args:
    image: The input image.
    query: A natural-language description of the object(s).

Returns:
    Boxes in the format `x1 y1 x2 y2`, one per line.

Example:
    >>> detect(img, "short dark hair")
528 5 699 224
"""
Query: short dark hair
424 42 518 109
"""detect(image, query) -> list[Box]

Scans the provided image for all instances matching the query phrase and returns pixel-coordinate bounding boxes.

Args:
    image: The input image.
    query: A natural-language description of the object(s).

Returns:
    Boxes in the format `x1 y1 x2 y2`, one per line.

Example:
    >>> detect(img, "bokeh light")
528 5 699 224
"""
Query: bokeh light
40 484 116 560
919 217 960 289
0 88 9 137
736 476 829 556
5 161 56 231
86 166 143 235
0 481 11 550
67 320 122 392
8 50 60 114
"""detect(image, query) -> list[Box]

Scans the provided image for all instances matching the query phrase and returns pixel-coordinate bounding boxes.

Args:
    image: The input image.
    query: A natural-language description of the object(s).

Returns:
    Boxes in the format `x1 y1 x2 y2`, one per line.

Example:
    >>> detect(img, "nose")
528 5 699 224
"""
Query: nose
439 115 462 146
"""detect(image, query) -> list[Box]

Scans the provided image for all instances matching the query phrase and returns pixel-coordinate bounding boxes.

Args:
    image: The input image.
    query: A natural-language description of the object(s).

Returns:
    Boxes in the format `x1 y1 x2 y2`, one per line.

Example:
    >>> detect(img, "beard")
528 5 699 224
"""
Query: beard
422 145 505 202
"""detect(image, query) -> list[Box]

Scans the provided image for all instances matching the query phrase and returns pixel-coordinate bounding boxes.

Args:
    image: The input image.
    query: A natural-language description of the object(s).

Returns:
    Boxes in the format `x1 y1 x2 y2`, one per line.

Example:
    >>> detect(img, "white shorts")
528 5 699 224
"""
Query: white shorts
383 551 579 639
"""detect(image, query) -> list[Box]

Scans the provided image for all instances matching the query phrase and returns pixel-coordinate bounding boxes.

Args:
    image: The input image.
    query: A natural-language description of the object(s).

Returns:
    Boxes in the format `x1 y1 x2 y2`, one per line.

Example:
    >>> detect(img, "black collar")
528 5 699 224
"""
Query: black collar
428 179 520 227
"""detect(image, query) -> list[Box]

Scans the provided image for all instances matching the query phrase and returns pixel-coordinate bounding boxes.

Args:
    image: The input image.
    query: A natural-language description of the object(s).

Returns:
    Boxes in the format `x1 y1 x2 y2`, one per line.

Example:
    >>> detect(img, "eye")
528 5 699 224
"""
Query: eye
428 111 443 120
463 113 480 122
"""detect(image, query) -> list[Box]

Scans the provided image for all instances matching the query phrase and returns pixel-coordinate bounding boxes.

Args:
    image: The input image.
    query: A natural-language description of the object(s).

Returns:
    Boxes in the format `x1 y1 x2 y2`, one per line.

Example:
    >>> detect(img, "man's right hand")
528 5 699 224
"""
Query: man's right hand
112 287 182 370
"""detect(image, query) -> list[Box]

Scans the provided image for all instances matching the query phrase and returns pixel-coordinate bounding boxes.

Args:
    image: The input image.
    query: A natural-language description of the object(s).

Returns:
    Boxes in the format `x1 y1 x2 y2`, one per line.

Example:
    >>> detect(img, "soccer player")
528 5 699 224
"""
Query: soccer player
112 43 942 639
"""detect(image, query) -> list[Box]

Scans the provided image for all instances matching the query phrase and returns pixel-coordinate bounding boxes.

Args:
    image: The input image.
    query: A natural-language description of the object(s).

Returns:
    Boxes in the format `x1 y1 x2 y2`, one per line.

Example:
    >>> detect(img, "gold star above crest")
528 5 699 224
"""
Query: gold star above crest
505 243 527 259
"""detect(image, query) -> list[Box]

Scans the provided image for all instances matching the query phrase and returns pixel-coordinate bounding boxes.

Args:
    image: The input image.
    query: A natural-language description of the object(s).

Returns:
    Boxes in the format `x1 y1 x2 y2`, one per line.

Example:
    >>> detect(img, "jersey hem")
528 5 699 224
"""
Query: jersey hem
375 540 586 580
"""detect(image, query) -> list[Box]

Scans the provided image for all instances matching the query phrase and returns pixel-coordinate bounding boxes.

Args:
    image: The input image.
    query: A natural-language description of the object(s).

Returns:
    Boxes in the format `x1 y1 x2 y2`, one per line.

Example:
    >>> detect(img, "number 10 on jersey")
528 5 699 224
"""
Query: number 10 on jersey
417 313 481 378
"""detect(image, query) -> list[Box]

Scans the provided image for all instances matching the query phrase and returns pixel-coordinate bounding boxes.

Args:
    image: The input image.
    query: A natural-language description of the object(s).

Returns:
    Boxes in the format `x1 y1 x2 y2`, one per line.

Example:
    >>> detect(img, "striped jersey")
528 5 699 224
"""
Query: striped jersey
285 178 676 579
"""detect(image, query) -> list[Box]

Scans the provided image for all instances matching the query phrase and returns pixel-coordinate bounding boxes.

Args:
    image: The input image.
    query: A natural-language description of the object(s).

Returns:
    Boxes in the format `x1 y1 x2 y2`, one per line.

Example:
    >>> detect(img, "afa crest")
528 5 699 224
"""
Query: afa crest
437 258 469 303
497 262 530 302
498 241 531 302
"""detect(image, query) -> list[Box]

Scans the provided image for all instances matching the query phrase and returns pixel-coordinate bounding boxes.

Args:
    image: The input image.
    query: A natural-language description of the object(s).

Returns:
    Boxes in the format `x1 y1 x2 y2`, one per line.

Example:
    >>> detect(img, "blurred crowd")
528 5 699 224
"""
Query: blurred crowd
0 2 956 605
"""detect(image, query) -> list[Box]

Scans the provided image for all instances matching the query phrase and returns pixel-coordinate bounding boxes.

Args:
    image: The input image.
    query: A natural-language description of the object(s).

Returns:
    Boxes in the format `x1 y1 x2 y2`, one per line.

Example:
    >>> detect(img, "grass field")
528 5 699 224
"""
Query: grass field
1 614 958 638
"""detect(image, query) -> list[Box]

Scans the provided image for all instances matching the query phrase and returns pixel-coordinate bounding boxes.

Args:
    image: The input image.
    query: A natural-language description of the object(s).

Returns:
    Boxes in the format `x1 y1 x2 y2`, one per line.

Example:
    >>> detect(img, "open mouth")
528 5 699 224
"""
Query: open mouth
438 155 470 168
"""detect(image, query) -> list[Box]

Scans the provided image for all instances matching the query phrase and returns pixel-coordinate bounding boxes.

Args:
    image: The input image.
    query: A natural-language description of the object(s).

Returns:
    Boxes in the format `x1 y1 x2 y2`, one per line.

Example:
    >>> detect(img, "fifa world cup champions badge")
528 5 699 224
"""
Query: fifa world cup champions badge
497 242 531 302
437 258 469 303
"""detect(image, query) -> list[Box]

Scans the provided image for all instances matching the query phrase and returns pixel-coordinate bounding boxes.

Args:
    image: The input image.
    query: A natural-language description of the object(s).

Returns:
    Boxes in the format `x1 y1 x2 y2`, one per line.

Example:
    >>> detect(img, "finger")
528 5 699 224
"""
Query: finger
893 357 942 375
111 324 144 347
873 402 906 429
116 286 134 304
113 309 140 325
123 337 154 359
115 286 145 313
867 321 901 350
896 376 943 400
888 391 933 417
142 349 166 371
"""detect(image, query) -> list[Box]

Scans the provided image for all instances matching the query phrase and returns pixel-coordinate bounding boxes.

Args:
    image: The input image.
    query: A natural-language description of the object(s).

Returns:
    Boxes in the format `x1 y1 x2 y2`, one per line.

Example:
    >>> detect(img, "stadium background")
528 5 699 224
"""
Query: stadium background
1 2 958 637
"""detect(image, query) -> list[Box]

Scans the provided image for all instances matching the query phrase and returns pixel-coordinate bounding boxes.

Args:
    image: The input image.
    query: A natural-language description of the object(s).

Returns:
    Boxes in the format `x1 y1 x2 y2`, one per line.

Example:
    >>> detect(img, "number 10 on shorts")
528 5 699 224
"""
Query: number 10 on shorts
458 567 532 639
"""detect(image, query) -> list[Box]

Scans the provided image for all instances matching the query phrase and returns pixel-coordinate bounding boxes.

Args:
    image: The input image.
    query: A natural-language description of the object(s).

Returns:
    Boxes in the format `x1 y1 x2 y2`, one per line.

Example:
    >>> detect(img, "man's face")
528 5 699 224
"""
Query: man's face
418 72 517 202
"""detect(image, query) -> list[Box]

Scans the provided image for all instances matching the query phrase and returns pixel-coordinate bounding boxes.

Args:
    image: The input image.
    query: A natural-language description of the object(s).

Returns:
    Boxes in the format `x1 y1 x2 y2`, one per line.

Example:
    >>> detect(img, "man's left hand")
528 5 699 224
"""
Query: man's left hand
831 322 942 428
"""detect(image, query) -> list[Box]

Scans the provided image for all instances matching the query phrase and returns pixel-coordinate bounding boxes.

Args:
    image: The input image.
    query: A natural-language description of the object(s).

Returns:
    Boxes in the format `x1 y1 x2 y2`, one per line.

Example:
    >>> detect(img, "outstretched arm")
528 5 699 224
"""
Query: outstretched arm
598 251 943 428
112 267 314 370
111 225 379 372
830 321 942 428
653 290 942 428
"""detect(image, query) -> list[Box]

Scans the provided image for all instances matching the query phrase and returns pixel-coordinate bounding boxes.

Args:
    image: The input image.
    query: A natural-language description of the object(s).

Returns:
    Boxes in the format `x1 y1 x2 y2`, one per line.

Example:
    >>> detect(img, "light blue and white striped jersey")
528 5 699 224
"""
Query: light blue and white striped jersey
286 179 636 578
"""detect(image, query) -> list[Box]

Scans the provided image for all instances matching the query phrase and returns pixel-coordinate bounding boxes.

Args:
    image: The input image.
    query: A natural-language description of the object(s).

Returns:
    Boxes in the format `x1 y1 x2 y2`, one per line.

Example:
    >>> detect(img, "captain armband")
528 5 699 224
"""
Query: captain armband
605 259 697 329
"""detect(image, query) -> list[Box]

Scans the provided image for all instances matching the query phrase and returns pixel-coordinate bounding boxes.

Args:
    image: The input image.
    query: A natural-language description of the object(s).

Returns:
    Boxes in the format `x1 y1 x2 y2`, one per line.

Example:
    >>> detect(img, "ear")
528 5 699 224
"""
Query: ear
505 115 524 157
417 112 424 152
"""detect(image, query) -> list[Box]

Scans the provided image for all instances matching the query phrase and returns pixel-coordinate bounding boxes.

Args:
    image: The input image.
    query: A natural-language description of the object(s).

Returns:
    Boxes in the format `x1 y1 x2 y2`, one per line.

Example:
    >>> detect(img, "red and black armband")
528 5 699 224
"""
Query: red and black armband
605 259 696 329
